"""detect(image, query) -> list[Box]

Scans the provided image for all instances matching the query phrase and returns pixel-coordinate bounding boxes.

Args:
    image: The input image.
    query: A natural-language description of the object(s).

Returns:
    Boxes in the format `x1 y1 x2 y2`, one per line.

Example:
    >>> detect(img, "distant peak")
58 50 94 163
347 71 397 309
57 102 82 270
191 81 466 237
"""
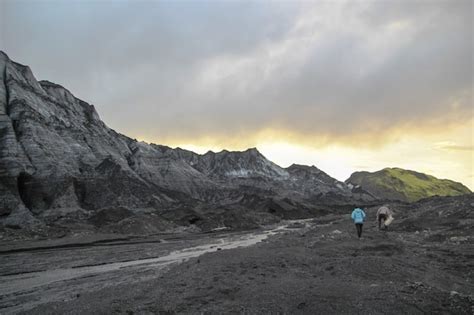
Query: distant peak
39 80 62 87
0 50 9 60
287 163 305 169
39 80 71 92
204 150 216 155
288 163 318 170
382 167 417 174
212 147 263 156
244 147 262 155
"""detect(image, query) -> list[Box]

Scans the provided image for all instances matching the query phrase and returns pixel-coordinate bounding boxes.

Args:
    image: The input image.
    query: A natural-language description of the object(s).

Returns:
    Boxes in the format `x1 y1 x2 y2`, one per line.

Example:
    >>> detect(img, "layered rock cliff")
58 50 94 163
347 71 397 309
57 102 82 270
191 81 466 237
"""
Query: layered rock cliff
0 51 376 233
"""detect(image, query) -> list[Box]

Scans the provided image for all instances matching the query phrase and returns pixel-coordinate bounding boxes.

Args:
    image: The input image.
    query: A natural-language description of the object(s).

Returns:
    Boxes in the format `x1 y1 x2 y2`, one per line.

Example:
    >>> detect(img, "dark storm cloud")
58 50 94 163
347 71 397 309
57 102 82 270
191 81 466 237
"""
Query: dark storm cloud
1 0 472 145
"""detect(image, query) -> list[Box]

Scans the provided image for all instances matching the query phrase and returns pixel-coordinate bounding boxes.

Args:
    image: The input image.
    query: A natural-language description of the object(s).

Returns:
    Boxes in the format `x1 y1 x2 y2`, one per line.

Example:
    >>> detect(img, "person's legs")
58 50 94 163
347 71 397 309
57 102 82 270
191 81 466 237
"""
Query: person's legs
356 223 362 238
378 214 387 230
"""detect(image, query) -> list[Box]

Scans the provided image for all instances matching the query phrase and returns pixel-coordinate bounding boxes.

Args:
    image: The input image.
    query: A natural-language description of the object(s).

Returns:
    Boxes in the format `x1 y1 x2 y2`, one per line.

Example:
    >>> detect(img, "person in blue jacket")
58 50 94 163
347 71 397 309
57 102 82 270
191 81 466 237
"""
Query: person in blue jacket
351 207 366 239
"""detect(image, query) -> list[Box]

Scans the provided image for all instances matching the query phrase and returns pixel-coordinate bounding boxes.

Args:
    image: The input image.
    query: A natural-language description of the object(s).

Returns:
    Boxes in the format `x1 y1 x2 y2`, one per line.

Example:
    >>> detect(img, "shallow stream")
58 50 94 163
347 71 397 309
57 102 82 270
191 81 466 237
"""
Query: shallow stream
0 220 310 297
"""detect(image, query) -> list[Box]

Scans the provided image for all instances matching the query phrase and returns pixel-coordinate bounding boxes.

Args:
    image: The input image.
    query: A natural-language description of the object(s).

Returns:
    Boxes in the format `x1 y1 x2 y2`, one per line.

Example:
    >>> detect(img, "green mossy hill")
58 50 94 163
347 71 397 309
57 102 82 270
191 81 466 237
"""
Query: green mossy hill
346 168 471 202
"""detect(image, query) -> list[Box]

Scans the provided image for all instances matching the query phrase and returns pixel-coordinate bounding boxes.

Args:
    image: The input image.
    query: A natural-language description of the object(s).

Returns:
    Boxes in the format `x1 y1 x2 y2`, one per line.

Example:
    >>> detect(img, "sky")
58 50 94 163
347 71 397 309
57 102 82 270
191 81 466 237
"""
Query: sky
1 0 473 189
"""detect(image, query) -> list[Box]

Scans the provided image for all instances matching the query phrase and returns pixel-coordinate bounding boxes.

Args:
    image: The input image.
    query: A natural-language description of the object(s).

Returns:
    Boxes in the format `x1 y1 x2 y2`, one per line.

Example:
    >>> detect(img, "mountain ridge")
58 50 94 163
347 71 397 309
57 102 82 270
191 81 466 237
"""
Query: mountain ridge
346 167 471 202
0 51 377 235
1 50 468 237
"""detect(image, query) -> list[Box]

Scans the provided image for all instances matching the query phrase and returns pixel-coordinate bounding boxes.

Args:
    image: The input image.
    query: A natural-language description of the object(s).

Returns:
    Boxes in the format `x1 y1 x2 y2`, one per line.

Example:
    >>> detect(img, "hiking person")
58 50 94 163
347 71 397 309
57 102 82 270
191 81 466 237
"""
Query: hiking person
376 205 394 230
351 207 366 239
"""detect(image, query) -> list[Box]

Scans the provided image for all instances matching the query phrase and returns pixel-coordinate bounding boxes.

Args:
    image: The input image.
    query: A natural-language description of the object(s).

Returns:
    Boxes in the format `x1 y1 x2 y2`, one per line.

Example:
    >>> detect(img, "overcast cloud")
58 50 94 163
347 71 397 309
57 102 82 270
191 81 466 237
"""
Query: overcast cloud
1 0 472 147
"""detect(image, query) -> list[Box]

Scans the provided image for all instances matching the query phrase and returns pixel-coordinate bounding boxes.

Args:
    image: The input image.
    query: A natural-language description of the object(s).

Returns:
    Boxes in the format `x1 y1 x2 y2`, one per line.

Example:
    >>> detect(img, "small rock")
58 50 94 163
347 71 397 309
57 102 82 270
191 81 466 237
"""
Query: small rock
450 236 468 243
409 281 425 290
297 302 306 309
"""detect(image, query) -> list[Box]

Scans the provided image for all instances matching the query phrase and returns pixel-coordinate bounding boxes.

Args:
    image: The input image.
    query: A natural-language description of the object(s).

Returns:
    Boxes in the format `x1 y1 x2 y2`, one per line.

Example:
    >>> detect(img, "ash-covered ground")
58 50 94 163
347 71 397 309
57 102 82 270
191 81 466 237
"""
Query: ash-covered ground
0 195 472 314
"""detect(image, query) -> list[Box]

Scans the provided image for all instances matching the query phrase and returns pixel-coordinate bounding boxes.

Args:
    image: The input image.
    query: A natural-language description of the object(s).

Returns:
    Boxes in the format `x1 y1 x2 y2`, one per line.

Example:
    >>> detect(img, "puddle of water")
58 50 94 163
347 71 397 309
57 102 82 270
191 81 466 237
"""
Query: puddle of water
0 223 301 296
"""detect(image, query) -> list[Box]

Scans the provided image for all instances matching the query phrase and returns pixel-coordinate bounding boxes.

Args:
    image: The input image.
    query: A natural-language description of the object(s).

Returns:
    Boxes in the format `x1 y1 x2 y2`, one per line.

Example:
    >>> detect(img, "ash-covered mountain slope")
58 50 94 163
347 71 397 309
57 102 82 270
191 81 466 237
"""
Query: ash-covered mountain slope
0 51 375 233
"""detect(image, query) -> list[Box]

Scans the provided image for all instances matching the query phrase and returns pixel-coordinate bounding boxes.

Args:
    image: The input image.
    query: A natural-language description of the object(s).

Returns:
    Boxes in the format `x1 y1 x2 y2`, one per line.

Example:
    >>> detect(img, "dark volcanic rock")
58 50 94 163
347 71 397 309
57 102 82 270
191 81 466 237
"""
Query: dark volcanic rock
0 51 376 234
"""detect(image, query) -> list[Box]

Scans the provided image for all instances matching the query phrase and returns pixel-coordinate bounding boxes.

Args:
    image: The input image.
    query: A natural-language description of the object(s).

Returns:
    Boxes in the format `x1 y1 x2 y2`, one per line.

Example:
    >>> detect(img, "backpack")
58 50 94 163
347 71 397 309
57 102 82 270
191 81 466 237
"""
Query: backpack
352 208 365 222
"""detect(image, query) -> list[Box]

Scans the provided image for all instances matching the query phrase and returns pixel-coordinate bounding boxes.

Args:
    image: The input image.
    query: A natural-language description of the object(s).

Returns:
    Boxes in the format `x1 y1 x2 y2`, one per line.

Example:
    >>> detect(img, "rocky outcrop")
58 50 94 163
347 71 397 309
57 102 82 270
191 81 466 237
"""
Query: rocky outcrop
0 52 179 221
0 51 377 233
0 52 35 218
